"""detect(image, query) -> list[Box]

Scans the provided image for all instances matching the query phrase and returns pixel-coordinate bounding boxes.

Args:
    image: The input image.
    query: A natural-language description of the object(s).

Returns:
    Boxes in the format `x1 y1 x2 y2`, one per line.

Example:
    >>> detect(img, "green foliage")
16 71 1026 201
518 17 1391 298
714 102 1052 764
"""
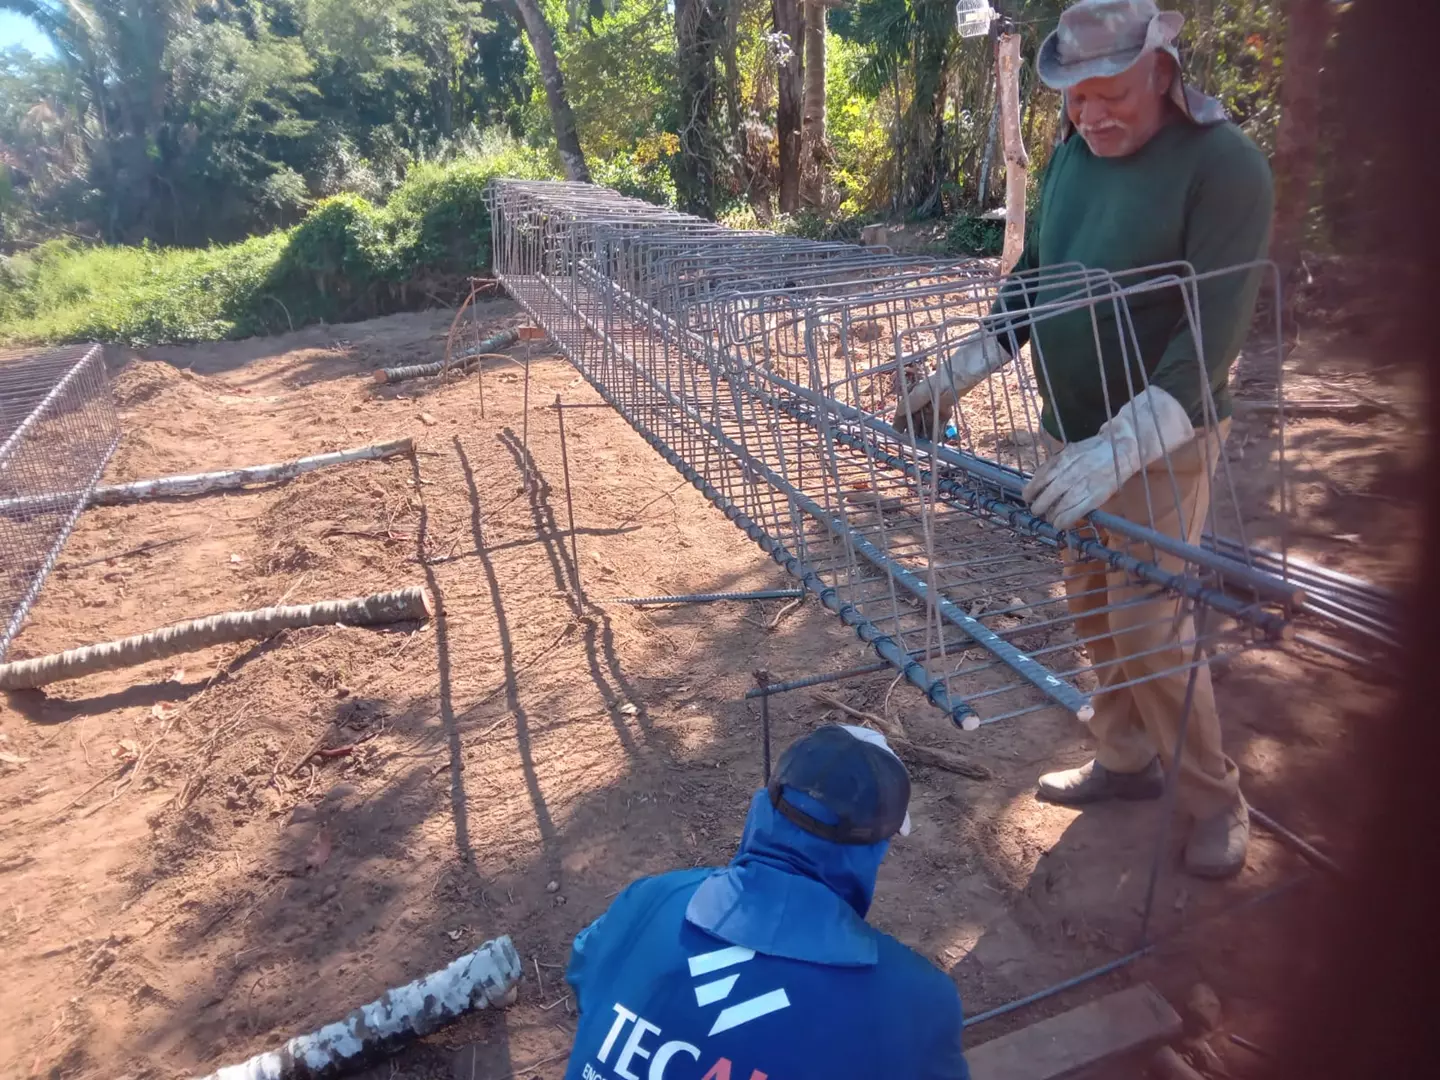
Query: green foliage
944 214 1002 257
385 134 556 273
774 209 858 243
826 34 890 217
1174 1 1285 154
0 233 287 344
531 0 675 160
588 132 679 207
0 0 1333 305
0 135 560 345
0 0 531 244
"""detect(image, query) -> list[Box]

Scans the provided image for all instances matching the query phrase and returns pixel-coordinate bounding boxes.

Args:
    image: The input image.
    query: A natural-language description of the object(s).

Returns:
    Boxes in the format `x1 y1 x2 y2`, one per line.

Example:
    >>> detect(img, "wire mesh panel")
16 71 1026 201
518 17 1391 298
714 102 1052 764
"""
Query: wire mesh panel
0 344 121 659
489 180 1305 730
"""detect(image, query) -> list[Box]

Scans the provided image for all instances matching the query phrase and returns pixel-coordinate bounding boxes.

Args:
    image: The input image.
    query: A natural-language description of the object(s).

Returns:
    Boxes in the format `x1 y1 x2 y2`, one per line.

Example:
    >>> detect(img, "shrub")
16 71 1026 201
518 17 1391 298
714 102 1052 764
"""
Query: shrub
589 134 678 208
0 133 562 346
774 210 860 243
945 215 1005 258
0 234 289 345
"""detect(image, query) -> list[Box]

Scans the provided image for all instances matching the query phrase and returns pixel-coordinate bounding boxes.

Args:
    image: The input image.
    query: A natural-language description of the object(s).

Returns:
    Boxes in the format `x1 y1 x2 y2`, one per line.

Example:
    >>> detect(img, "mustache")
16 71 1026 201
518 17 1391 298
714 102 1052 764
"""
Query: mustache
1079 120 1127 138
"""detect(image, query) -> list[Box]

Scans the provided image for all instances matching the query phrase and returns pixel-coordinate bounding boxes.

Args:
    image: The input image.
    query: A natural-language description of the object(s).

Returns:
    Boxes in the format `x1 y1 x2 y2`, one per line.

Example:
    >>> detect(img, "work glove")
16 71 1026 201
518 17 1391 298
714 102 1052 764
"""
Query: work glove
1023 385 1196 530
892 332 1009 440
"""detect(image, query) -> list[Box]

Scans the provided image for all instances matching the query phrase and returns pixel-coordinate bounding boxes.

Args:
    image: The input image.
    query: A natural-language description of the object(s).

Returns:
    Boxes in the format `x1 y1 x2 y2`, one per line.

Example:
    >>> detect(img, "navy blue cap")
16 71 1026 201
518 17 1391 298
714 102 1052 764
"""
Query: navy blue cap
767 725 912 845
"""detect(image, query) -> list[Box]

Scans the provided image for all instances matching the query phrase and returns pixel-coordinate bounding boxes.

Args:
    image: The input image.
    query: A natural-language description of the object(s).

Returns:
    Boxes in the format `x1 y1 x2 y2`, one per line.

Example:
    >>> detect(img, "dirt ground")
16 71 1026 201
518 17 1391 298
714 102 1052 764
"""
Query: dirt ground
0 302 1418 1080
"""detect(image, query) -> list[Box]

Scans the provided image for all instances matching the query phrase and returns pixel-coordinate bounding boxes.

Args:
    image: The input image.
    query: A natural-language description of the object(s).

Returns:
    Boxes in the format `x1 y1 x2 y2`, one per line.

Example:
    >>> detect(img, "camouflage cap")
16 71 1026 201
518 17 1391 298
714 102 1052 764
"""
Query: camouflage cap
1038 0 1227 131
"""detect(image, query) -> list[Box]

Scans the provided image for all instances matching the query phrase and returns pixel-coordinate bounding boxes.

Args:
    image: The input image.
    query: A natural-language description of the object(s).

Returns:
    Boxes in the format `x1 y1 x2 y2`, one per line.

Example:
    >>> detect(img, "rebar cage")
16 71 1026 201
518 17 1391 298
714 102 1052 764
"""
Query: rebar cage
0 344 121 660
488 179 1305 730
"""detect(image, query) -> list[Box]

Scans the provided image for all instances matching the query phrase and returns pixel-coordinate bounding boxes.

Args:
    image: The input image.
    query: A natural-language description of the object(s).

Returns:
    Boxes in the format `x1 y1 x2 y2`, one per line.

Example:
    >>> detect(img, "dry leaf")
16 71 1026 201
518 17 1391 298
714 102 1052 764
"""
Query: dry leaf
618 702 640 717
113 739 141 763
152 702 180 721
229 553 242 564
169 667 186 683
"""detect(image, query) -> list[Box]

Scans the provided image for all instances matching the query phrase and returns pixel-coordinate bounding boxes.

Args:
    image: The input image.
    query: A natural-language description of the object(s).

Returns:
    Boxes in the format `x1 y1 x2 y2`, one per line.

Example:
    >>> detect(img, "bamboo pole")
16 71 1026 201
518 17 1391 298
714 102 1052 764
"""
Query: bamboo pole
995 30 1029 272
0 587 434 690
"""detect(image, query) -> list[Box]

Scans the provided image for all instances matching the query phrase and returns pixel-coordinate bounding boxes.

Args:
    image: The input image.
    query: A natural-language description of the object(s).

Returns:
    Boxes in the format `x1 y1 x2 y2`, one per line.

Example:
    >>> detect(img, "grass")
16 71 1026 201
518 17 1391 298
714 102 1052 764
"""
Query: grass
0 136 558 347
0 235 288 345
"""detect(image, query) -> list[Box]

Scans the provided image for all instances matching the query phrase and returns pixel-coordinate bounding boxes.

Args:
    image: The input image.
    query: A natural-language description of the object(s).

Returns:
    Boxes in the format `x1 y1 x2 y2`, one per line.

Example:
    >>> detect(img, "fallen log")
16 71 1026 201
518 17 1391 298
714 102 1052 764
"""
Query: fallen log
0 439 414 517
812 692 992 780
95 439 413 507
373 327 528 384
0 587 433 690
196 936 522 1080
1232 398 1387 420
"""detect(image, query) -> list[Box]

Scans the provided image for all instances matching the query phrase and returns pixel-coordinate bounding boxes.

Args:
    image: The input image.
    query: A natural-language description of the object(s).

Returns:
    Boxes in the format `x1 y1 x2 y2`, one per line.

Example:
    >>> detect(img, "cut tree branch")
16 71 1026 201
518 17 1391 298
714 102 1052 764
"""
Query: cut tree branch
196 936 522 1080
0 588 434 690
812 692 992 780
995 31 1028 272
0 440 415 517
93 439 414 506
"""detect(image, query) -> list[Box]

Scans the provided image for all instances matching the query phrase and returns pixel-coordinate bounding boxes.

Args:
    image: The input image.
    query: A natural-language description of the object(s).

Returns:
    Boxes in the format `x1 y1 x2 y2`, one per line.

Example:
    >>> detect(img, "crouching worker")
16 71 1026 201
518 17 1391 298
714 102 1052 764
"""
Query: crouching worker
561 725 971 1080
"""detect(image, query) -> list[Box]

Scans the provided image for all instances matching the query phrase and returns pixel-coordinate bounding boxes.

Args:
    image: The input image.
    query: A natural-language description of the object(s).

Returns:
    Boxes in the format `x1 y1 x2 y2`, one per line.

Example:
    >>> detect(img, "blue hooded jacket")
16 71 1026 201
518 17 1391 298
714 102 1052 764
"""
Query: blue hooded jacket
562 790 971 1080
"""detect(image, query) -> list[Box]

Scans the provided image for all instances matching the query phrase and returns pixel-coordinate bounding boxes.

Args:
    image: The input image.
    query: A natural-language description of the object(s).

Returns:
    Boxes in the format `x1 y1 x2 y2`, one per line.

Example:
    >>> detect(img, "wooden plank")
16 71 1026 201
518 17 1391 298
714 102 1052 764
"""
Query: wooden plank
967 984 1181 1080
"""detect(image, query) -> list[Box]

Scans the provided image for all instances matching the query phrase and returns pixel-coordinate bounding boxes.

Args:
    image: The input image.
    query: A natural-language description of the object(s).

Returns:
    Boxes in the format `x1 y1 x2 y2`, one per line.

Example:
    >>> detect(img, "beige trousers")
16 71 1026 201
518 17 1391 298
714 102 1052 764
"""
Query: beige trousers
1052 422 1241 819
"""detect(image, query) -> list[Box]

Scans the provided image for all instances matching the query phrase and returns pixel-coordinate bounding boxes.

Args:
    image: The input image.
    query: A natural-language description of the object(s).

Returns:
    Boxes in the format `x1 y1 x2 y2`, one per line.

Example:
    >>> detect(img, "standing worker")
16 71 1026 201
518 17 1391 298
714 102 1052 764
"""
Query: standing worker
560 725 970 1080
896 0 1273 879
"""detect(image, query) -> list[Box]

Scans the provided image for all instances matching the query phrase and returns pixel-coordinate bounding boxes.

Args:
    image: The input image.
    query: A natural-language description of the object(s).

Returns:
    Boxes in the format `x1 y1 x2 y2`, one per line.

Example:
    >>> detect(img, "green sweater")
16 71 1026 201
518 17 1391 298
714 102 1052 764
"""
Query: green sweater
994 118 1274 441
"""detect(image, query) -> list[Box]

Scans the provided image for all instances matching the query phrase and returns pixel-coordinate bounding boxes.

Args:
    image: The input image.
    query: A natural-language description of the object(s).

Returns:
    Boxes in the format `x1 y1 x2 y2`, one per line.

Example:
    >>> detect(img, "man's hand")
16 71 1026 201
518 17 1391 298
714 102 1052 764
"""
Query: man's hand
892 333 1008 440
1024 386 1196 529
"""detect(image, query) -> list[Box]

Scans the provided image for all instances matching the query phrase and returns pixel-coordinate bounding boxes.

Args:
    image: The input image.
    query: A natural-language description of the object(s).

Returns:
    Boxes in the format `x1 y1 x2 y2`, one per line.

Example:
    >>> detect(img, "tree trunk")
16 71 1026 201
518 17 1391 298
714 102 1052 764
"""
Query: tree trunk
773 0 805 213
723 0 743 150
1271 0 1335 276
196 937 522 1080
91 440 417 506
995 32 1029 271
675 0 725 217
507 0 590 182
800 1 828 207
977 98 998 206
0 588 435 690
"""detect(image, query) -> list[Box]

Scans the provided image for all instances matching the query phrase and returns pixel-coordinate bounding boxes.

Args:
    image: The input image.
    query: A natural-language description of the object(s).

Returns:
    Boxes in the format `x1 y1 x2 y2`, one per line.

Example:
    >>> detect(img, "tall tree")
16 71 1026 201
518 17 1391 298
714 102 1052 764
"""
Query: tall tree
673 0 722 216
4 0 195 239
799 0 828 207
1270 0 1334 276
772 0 803 212
506 0 590 181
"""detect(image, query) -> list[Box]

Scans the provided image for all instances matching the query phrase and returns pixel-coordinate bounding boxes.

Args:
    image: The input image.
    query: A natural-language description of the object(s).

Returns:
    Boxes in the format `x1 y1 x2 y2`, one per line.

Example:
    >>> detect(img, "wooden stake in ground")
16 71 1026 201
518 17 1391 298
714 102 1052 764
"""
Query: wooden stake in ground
995 29 1029 272
0 587 434 690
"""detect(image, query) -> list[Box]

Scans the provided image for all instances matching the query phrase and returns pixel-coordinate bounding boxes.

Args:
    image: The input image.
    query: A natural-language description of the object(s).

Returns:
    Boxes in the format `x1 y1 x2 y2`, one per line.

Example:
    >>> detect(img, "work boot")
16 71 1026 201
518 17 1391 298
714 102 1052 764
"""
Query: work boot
1036 758 1164 805
1184 798 1250 879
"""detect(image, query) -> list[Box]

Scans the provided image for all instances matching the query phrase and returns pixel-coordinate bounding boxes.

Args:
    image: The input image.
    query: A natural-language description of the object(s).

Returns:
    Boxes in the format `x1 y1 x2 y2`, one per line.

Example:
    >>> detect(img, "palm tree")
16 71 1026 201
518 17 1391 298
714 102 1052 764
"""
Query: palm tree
2 1 193 238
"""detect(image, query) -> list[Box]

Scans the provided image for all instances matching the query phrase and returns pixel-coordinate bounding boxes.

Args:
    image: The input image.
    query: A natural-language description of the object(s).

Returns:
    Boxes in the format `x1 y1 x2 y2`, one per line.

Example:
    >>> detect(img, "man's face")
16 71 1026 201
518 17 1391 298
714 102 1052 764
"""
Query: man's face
1067 52 1171 158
